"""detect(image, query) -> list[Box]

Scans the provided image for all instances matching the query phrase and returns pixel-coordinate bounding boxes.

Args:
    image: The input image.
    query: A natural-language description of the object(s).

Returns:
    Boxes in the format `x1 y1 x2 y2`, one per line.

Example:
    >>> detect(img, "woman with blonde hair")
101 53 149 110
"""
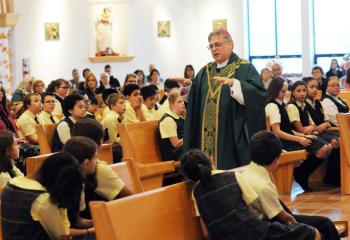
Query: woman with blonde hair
11 78 33 103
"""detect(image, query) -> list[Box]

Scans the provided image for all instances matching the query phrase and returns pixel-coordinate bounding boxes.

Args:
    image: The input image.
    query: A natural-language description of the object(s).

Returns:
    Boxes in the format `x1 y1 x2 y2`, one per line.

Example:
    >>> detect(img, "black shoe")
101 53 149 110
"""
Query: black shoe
294 171 313 192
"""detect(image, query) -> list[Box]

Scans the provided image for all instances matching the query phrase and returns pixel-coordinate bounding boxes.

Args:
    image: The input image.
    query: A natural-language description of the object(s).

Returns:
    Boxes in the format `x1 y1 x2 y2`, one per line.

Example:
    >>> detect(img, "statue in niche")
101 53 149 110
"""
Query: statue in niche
96 8 112 52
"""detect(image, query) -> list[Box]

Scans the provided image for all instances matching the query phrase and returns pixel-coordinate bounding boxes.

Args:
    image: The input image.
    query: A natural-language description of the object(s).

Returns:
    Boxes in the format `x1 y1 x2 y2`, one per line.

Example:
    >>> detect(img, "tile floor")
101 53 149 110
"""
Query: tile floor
280 181 350 239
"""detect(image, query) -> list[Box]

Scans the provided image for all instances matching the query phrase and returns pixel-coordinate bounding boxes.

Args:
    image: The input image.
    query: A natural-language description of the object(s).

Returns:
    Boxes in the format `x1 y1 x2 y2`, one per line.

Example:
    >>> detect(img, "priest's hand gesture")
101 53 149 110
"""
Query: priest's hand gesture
213 76 234 87
169 77 192 87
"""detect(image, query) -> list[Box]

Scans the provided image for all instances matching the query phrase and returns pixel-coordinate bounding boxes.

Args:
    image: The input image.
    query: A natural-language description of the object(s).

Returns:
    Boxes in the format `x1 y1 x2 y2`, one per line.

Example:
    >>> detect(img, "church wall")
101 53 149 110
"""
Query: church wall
11 0 246 88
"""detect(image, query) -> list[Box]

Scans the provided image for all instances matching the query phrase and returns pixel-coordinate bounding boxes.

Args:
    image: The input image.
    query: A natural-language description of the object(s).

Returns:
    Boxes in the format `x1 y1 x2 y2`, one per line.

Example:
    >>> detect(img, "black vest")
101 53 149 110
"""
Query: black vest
52 117 75 152
322 94 349 113
305 100 325 126
1 183 50 240
288 101 309 127
157 113 184 161
193 172 268 239
268 100 294 135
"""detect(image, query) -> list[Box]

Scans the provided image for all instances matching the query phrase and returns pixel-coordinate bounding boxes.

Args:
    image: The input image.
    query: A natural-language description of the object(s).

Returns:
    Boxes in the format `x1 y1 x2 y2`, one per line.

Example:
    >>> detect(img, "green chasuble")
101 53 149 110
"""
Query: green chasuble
184 53 266 169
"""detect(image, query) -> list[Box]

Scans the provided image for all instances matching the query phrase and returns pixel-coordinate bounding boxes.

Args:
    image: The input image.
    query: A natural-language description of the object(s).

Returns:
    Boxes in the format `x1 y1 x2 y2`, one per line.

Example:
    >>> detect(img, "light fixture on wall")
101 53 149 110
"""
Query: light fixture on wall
45 22 60 41
212 19 227 31
157 21 170 38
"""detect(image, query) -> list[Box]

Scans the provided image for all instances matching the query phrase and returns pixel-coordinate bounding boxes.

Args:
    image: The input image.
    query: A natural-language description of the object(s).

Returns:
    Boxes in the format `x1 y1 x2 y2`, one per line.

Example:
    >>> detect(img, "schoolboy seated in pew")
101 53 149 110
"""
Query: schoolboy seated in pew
101 93 125 162
1 152 94 239
242 130 340 240
140 85 159 121
157 79 180 118
101 88 119 116
157 90 185 161
68 118 133 218
122 84 145 123
0 130 23 188
16 93 42 144
85 96 98 119
181 149 321 240
52 93 86 152
37 92 59 124
265 77 331 192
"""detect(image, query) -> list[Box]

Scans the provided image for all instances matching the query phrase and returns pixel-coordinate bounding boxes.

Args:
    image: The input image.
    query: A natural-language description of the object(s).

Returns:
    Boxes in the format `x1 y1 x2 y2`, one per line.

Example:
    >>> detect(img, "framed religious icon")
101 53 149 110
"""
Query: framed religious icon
45 22 60 40
213 19 227 31
157 21 170 38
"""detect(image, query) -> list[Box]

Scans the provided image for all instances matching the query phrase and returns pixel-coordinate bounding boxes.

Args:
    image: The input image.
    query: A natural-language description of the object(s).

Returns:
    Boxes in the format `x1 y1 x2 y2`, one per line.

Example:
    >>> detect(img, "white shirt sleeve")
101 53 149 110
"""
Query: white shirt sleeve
230 79 244 105
321 98 339 126
56 121 71 144
265 103 281 125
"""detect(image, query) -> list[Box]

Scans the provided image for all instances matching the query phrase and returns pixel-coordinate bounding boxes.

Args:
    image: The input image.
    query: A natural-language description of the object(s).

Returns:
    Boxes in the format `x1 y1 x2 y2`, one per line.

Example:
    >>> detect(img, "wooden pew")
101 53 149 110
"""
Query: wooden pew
336 113 350 195
339 90 350 105
117 121 176 191
35 123 58 154
90 182 203 240
26 144 114 175
54 114 64 120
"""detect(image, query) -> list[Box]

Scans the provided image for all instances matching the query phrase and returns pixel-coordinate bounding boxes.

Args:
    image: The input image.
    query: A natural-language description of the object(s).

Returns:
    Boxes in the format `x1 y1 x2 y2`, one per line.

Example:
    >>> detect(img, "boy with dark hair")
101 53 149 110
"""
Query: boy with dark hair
85 97 98 119
242 130 340 240
140 85 158 121
52 94 86 152
122 84 145 123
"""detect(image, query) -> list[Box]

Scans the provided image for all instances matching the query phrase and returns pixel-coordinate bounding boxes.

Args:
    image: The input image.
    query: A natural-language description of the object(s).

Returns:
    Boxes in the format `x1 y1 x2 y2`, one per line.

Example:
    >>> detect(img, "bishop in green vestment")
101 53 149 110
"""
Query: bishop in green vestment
183 29 266 169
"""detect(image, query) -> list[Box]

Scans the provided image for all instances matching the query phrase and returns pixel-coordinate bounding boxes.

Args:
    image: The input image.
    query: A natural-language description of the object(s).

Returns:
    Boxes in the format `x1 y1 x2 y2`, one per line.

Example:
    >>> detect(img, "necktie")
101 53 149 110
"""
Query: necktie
117 117 123 138
50 115 56 123
34 116 39 124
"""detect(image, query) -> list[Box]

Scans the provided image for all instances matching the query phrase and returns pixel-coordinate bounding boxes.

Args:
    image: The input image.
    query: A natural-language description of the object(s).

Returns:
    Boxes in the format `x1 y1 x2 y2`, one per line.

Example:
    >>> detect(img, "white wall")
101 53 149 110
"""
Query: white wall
11 0 246 89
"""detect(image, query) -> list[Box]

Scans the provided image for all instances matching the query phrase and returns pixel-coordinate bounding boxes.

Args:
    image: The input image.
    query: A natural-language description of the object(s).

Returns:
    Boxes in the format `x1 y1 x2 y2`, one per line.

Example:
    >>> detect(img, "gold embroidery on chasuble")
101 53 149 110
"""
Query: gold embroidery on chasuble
201 60 241 165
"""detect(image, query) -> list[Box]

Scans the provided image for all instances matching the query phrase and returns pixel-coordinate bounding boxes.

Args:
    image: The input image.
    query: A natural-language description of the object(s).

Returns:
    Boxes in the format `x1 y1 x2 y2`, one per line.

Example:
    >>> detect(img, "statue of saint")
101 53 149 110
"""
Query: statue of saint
96 8 112 52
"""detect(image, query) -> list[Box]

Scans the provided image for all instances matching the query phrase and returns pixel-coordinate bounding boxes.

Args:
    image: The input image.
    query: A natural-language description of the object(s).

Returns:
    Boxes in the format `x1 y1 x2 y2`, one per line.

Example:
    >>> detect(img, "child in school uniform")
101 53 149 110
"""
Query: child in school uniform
265 77 331 192
321 76 349 126
140 85 159 121
16 93 42 144
157 89 185 161
181 149 320 240
101 93 126 162
304 77 341 186
37 92 59 124
67 118 133 218
242 131 339 240
157 79 180 119
52 93 86 152
122 84 145 123
0 130 23 188
1 152 93 240
85 96 98 119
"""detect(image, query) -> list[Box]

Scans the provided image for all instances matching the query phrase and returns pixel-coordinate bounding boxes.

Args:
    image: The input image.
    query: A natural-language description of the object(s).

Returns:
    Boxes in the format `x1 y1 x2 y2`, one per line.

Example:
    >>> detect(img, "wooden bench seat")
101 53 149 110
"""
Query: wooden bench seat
90 182 203 240
117 121 176 191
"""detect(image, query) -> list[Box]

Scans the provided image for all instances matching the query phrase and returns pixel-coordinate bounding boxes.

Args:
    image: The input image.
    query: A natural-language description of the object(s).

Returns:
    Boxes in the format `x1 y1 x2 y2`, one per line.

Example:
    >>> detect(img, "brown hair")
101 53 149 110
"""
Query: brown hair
168 89 181 105
106 93 125 108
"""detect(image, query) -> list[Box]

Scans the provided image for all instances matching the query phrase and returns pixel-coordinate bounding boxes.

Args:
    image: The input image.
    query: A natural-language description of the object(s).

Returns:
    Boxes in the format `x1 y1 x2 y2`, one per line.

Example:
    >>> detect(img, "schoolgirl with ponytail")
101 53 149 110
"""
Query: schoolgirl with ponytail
180 149 320 240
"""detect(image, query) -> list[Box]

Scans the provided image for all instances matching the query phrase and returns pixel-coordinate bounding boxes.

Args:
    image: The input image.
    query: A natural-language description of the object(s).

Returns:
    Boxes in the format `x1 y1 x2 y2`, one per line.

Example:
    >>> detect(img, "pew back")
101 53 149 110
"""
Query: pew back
35 123 57 154
90 182 203 240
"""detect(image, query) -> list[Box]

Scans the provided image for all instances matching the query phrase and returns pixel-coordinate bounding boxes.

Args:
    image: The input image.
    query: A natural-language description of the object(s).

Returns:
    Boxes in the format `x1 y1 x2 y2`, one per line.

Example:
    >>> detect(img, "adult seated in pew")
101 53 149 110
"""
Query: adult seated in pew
242 131 340 240
140 85 159 121
46 78 69 115
1 152 94 240
101 93 125 162
304 77 341 186
122 84 146 123
181 149 321 240
52 93 86 152
157 90 185 161
37 92 59 124
16 93 42 144
0 130 23 188
321 76 349 126
265 77 331 192
68 118 133 218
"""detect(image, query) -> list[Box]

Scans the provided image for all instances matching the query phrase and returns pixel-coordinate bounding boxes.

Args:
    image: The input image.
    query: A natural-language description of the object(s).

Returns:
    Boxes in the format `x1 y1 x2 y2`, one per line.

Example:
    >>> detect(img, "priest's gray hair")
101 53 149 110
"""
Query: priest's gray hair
208 31 233 43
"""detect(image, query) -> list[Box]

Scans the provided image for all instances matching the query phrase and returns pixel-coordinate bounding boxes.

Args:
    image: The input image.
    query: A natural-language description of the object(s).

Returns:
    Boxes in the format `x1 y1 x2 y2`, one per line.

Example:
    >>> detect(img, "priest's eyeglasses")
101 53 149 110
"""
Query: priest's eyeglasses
207 41 229 50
